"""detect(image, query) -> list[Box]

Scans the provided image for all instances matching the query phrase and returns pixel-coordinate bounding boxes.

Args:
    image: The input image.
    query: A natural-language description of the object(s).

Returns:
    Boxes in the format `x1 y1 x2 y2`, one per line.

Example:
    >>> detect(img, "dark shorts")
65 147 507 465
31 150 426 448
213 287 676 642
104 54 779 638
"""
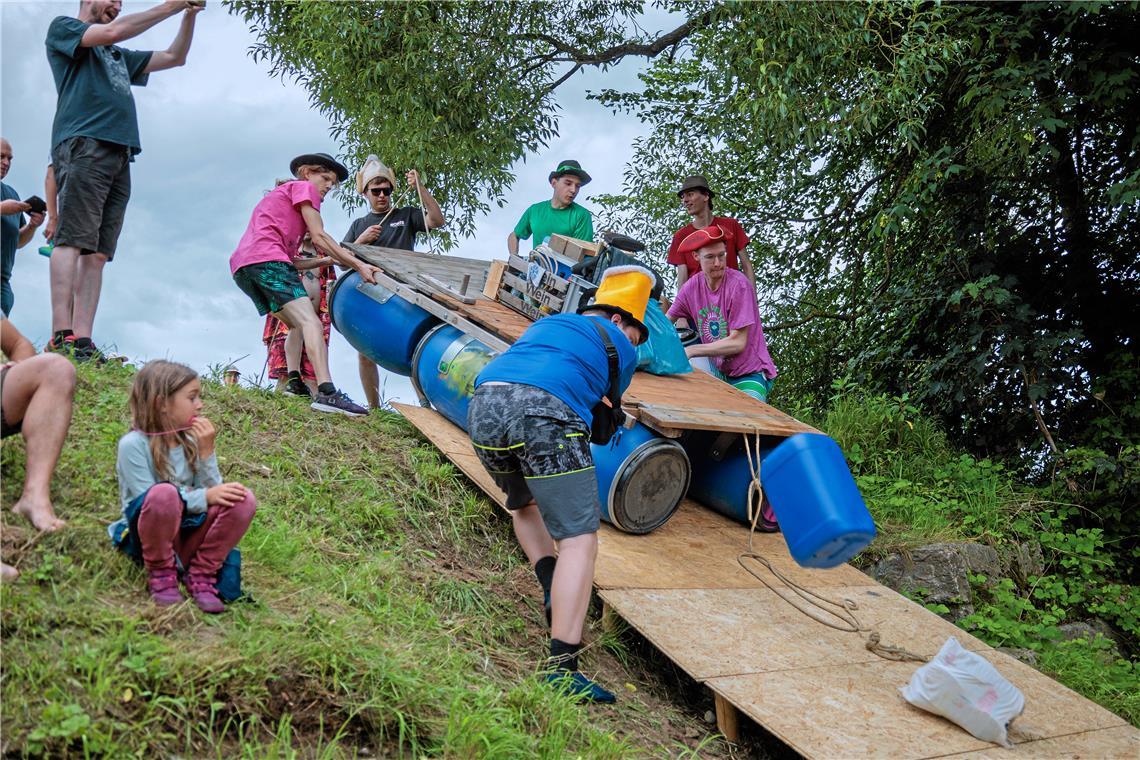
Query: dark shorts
233 261 308 316
51 136 132 260
467 383 600 540
0 366 20 439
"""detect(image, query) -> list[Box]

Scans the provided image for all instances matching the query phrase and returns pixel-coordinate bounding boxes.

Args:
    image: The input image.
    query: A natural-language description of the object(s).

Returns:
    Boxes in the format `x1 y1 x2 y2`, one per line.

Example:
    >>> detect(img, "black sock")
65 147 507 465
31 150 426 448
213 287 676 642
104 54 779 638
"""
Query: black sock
549 638 580 672
53 329 74 344
73 336 92 348
288 370 302 381
534 556 556 595
317 382 336 395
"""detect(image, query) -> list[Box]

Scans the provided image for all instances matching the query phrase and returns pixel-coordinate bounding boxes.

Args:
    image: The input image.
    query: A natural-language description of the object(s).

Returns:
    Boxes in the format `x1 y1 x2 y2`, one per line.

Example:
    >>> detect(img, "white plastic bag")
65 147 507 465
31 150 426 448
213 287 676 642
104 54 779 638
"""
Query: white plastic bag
900 637 1025 748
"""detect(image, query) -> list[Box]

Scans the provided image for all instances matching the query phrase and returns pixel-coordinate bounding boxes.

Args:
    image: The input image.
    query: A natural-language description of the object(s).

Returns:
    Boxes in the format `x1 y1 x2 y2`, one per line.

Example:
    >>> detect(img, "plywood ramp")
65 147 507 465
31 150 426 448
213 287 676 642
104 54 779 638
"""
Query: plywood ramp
394 403 1139 758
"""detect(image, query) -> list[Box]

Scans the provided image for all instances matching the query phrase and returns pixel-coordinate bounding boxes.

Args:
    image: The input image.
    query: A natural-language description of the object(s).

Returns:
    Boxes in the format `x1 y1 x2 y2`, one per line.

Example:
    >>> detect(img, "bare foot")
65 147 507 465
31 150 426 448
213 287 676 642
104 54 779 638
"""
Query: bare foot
12 496 67 532
1 563 18 582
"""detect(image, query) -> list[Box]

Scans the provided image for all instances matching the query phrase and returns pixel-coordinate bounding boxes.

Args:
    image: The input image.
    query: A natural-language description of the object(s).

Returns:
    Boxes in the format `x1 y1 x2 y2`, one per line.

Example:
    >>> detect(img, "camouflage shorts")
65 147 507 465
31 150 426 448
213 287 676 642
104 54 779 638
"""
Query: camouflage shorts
467 383 600 539
233 260 308 316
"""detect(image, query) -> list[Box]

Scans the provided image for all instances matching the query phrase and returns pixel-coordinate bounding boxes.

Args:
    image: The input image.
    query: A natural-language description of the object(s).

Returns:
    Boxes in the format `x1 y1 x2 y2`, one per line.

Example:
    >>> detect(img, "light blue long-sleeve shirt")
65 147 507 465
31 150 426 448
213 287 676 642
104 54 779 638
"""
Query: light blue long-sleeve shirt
116 430 223 516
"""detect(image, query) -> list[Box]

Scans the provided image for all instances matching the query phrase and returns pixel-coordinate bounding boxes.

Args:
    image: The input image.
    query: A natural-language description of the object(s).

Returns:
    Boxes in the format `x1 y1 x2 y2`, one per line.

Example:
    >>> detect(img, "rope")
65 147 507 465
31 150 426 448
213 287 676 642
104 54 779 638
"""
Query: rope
736 429 928 663
411 171 438 256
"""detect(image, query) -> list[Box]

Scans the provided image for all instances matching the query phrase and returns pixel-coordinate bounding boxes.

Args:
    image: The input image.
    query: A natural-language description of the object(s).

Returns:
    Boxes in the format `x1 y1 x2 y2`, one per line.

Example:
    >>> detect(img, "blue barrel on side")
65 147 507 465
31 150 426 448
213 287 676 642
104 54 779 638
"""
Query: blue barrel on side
683 434 775 525
591 422 690 534
762 433 876 568
411 324 497 429
329 271 440 376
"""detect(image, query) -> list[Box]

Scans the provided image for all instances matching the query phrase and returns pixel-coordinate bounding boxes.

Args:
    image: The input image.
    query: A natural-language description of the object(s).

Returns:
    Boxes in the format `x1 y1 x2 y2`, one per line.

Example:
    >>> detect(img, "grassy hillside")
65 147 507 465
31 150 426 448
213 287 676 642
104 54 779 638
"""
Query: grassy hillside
1 364 732 758
3 364 1136 756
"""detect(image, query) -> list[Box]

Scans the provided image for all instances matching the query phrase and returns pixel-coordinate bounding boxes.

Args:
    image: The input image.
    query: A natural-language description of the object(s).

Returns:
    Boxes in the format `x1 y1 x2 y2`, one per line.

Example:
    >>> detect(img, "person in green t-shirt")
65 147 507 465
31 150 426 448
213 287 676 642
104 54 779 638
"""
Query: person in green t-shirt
507 159 594 255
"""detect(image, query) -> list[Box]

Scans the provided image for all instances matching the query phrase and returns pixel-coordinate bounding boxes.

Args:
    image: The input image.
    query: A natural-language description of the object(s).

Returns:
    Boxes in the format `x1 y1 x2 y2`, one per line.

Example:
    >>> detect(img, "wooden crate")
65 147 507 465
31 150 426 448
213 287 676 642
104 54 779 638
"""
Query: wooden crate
487 253 584 322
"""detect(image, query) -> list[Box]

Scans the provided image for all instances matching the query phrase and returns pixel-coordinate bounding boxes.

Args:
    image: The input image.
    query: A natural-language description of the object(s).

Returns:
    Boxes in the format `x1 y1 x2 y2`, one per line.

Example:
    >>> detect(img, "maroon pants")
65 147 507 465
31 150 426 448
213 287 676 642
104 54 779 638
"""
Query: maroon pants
137 482 256 577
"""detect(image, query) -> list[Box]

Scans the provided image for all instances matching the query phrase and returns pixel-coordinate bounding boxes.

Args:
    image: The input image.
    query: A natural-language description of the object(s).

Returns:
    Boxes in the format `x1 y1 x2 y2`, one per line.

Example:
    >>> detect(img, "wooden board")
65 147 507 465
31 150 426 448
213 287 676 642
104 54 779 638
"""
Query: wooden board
595 502 871 590
705 652 1135 759
349 244 491 293
938 725 1140 759
395 402 1139 759
598 586 992 681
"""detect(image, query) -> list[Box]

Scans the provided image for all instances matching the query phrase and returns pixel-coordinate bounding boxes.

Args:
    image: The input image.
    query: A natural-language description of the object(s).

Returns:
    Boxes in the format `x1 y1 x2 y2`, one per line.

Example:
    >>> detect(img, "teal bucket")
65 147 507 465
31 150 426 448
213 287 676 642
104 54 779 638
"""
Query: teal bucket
762 433 876 568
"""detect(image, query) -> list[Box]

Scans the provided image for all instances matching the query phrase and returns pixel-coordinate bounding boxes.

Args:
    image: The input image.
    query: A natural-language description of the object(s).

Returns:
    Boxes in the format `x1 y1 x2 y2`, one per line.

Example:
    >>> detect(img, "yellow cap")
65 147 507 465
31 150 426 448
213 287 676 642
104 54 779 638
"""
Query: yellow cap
582 265 656 343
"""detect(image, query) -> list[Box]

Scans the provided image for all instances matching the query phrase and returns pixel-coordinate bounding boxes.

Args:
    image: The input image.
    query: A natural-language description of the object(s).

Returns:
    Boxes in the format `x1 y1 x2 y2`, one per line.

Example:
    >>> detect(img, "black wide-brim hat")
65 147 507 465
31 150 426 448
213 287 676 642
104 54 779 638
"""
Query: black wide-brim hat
549 159 592 185
289 152 350 183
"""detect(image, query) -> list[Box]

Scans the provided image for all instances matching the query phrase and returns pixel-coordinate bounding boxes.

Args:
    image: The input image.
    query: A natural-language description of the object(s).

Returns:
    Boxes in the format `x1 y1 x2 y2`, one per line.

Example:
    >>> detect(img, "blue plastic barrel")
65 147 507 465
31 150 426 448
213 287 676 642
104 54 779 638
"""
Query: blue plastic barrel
329 271 440 376
591 422 690 534
683 433 775 525
761 433 876 568
411 324 496 429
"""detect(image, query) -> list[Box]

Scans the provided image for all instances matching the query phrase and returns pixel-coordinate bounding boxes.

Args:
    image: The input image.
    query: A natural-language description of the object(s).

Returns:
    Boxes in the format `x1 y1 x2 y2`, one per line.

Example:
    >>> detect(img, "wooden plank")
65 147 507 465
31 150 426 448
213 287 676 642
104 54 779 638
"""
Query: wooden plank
936 725 1140 759
418 273 475 304
362 268 510 353
635 401 818 437
595 502 871 590
598 586 993 681
713 692 741 743
501 271 565 311
705 652 1132 760
348 244 490 292
483 260 507 300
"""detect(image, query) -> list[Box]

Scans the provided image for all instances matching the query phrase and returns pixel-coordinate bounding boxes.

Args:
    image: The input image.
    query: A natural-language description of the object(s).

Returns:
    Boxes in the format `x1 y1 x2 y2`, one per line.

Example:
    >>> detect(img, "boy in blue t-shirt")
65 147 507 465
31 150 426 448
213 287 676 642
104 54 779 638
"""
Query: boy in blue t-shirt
468 265 655 703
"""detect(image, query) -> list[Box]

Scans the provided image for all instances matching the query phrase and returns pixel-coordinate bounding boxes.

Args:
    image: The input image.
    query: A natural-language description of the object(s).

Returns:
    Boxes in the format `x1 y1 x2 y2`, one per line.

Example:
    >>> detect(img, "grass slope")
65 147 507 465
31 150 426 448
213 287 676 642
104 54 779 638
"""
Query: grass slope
1 364 731 758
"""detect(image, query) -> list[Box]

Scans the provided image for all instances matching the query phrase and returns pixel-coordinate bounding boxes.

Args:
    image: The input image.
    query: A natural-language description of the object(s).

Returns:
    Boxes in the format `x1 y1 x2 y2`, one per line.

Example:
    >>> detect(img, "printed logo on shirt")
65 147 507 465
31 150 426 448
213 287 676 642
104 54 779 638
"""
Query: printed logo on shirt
696 305 726 343
388 221 406 228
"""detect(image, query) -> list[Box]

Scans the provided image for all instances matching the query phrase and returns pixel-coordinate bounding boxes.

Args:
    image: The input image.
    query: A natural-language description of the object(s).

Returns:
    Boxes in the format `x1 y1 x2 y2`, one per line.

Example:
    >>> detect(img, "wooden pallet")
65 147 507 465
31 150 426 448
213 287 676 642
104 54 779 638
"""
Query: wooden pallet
393 403 1140 759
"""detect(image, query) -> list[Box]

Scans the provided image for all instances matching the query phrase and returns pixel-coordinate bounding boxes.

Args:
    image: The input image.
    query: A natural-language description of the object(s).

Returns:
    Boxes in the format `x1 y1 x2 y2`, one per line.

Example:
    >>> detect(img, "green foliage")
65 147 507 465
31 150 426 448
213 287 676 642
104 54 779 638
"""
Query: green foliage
1 364 721 756
224 0 644 240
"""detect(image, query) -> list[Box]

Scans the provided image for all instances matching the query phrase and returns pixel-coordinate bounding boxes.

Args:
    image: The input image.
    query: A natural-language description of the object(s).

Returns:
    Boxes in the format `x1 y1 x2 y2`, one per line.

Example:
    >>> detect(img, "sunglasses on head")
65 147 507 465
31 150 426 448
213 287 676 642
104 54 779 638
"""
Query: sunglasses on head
369 186 393 197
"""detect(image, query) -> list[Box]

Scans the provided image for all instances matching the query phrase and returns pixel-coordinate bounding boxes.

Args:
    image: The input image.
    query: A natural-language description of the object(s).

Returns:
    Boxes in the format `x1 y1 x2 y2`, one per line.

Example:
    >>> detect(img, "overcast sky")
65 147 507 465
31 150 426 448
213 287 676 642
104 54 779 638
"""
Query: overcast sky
1 1 666 406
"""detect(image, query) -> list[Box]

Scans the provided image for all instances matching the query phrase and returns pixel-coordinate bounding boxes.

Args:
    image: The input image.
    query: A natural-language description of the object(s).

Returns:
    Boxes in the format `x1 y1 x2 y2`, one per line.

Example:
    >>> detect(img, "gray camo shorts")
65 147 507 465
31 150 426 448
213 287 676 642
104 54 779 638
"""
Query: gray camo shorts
467 383 600 540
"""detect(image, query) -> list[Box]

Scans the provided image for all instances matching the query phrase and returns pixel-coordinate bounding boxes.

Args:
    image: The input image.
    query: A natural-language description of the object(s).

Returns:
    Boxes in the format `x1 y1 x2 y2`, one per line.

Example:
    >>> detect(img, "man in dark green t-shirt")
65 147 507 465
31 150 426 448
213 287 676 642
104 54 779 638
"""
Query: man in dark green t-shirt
44 0 202 361
507 159 594 256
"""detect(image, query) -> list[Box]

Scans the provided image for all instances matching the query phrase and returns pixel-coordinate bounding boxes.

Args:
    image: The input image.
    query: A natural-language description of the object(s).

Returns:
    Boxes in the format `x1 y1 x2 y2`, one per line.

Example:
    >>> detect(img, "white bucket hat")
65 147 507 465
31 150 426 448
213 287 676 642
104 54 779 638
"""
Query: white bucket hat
355 155 398 196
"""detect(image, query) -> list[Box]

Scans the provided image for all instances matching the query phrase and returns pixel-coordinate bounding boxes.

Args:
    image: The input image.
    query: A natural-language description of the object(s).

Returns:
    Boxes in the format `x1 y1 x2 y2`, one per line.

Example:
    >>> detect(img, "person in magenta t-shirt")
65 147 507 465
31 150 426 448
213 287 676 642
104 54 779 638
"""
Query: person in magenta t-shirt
230 152 378 417
667 224 777 401
666 175 755 289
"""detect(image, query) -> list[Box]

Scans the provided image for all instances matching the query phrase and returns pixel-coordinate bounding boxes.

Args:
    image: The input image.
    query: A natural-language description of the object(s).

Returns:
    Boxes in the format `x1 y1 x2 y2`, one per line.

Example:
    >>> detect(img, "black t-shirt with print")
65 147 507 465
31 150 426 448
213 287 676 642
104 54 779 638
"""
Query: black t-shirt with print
342 206 427 251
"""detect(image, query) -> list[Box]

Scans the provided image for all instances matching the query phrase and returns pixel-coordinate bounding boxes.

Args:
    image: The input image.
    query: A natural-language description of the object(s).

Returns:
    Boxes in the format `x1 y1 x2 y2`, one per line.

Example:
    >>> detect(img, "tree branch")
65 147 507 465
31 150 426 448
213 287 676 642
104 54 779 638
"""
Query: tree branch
509 12 712 68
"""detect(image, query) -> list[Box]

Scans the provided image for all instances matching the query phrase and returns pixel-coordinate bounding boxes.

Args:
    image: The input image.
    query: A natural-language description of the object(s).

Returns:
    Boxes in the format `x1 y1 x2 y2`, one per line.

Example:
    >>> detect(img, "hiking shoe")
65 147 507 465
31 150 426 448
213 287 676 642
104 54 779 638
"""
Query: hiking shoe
543 670 617 704
71 337 106 365
187 574 225 614
148 569 185 607
283 376 312 398
311 389 368 417
45 334 76 355
758 494 780 533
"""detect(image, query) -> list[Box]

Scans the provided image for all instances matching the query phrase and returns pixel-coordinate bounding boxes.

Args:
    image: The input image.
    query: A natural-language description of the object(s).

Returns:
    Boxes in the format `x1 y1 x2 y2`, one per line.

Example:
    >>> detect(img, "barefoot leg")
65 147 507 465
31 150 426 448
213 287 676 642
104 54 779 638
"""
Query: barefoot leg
2 353 75 531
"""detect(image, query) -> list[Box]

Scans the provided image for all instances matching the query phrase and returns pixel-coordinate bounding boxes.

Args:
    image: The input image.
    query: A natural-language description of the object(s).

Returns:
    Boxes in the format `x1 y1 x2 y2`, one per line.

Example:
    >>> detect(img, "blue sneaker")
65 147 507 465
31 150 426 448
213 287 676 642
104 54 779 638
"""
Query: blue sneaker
543 670 616 704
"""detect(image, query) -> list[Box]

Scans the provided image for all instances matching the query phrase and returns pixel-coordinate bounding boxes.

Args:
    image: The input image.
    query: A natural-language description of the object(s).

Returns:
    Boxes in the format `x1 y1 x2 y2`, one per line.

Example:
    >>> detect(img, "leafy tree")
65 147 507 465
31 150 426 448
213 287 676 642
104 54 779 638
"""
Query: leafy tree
231 1 1139 527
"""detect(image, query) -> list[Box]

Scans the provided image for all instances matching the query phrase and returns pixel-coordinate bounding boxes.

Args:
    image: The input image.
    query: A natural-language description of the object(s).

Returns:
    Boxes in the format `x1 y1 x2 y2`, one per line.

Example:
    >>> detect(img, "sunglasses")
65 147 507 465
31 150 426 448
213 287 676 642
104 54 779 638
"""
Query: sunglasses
369 186 393 197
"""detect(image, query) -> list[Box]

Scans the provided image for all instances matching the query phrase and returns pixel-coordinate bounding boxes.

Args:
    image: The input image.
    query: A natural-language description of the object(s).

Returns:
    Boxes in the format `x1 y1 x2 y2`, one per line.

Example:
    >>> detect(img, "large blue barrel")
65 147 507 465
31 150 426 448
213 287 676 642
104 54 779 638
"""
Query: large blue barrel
591 423 690 534
329 271 441 376
411 324 496 429
762 433 876 568
684 432 875 568
683 433 775 525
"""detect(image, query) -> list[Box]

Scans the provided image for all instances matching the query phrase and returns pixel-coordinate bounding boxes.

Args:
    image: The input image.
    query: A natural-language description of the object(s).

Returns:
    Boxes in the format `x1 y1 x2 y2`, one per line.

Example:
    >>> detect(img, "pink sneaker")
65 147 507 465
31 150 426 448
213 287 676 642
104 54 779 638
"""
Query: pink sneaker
187 574 225 614
147 569 185 606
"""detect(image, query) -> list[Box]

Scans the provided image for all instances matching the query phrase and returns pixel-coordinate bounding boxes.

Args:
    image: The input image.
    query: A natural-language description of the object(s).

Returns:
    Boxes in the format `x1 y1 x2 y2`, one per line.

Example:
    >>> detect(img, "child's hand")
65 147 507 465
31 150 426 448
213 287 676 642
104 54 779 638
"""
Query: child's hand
206 482 247 507
190 416 217 458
